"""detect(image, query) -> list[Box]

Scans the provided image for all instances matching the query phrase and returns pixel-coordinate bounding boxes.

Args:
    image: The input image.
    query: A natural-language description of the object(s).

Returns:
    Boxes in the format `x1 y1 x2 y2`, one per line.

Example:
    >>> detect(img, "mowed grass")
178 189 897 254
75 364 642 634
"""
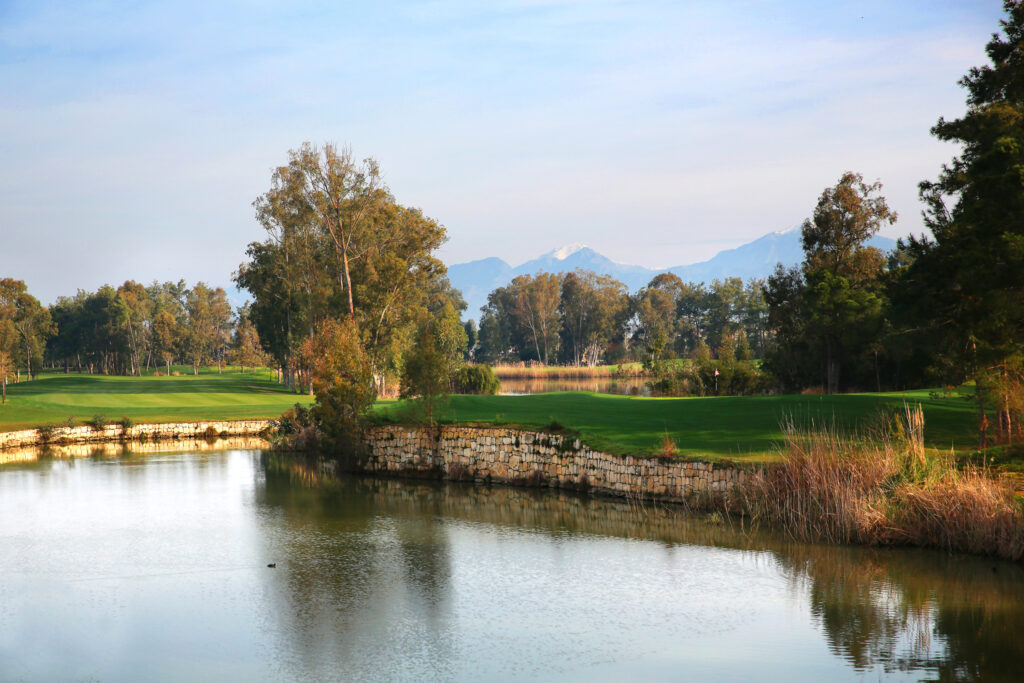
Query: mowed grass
375 389 980 460
0 367 313 431
1 371 980 461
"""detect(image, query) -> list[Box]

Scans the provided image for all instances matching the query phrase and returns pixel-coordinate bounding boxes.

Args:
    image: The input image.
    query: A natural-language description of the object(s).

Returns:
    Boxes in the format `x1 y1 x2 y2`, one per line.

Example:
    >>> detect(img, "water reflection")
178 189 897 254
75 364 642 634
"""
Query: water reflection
266 455 1024 681
1 448 1021 681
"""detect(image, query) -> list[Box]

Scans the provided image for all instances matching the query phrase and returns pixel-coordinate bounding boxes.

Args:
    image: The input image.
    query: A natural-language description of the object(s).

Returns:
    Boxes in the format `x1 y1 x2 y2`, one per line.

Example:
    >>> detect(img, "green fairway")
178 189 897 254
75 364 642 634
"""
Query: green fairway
0 368 313 431
1 371 980 460
376 390 980 460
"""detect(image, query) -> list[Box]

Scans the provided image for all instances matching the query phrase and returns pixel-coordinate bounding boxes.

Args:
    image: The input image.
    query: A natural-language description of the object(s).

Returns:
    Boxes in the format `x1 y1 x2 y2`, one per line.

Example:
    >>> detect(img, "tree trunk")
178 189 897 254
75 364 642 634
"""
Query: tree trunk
978 393 988 449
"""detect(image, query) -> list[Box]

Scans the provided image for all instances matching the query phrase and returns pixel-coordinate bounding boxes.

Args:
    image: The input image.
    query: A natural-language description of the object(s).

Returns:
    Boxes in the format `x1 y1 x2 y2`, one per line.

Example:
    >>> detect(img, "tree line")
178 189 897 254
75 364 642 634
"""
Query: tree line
767 1 1024 445
472 271 768 367
0 277 269 395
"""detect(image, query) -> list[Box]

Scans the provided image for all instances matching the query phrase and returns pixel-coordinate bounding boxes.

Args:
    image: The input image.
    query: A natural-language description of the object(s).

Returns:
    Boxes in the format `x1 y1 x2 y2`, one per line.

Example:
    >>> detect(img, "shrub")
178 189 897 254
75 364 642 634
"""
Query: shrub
118 415 133 429
85 414 108 430
309 319 376 454
35 423 56 443
452 365 501 395
279 403 314 436
656 432 678 460
203 425 219 440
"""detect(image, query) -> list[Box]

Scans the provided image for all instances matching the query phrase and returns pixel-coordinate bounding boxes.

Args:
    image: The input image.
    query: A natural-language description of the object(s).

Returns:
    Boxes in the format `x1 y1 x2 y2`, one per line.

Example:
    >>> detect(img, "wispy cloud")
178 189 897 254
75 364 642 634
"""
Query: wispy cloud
0 0 1006 301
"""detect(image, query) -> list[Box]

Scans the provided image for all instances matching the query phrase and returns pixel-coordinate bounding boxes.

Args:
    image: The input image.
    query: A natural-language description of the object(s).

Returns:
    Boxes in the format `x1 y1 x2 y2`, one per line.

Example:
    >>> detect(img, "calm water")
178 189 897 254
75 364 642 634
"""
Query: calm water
2 448 1023 681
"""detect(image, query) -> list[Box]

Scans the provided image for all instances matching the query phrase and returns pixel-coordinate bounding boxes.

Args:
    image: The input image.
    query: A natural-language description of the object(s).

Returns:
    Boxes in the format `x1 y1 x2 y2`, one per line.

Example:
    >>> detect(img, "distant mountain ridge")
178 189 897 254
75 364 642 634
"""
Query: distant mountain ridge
448 229 898 319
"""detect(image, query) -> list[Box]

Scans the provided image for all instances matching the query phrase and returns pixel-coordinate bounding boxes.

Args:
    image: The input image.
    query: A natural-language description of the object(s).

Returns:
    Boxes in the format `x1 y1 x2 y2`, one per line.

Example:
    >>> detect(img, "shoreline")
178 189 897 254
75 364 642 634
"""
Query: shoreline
0 419 276 452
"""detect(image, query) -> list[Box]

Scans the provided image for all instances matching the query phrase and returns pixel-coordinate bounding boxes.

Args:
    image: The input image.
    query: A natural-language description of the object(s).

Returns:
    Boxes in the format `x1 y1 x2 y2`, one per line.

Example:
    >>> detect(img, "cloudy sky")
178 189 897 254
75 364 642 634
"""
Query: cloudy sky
0 0 1006 302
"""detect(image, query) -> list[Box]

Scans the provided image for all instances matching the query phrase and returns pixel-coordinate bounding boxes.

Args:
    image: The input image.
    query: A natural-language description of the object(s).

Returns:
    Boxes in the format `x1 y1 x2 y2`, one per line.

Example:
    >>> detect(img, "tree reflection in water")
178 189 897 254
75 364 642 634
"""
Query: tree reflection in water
261 454 1024 681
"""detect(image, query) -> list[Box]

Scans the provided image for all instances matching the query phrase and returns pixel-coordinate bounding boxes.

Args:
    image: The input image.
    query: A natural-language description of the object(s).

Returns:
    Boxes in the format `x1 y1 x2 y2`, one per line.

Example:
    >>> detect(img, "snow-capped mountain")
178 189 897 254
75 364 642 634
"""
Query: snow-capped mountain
448 229 898 319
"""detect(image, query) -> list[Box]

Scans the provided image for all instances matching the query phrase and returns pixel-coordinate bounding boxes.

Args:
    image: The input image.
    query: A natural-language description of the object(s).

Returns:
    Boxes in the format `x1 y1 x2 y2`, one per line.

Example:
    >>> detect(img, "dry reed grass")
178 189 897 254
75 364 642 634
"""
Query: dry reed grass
741 405 1024 561
491 363 643 379
656 432 678 460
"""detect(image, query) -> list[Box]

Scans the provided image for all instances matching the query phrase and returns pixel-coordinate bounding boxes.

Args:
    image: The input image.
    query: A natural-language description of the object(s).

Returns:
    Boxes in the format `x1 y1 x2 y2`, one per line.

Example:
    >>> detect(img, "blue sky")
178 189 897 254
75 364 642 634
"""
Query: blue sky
0 0 1007 302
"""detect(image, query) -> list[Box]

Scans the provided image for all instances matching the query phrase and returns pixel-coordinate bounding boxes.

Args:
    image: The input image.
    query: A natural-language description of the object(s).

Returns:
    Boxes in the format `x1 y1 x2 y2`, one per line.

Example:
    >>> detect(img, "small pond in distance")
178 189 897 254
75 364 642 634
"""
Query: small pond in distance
1 448 1022 681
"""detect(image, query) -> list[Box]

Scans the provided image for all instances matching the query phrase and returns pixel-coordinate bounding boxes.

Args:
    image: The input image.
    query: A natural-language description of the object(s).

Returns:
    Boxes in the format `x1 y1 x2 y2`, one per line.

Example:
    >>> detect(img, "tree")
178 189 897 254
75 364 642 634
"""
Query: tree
230 305 269 372
151 309 182 375
762 265 816 391
308 319 378 454
508 273 562 365
463 319 478 361
0 349 11 404
559 270 629 366
0 279 53 381
400 304 468 424
911 0 1024 443
633 273 683 362
116 281 152 376
238 142 454 392
800 172 894 393
184 284 232 374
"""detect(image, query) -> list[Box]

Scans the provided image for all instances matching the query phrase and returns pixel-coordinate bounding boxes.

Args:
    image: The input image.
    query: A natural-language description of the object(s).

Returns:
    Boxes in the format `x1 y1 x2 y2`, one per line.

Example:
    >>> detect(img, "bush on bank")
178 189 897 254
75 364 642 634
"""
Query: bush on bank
452 365 500 395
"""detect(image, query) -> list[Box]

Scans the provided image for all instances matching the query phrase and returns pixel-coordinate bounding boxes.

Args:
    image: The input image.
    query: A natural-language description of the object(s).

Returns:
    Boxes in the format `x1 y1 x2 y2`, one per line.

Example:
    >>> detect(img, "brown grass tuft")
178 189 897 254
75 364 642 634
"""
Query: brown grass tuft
740 405 1024 560
656 432 678 460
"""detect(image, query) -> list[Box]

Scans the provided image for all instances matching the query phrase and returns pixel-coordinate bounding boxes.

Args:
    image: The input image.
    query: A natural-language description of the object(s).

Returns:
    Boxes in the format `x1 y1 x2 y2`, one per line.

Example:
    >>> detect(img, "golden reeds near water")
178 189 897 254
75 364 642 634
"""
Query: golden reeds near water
739 405 1024 561
491 363 644 380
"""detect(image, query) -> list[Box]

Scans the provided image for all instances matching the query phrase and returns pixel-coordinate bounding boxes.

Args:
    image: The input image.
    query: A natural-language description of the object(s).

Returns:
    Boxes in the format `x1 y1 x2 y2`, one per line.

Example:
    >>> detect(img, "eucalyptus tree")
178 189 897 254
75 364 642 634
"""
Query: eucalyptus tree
559 270 629 366
184 284 232 374
116 281 152 375
507 273 562 365
632 273 684 361
800 172 894 393
238 142 457 391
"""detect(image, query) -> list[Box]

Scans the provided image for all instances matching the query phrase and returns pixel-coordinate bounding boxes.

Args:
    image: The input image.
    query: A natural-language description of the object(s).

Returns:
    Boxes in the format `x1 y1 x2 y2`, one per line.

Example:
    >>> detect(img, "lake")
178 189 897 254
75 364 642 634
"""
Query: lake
1 447 1022 681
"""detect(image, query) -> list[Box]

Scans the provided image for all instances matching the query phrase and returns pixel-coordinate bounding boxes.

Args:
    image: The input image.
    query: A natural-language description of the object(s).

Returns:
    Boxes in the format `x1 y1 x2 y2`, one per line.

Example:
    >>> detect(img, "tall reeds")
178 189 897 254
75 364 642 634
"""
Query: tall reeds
740 405 1024 561
491 363 643 380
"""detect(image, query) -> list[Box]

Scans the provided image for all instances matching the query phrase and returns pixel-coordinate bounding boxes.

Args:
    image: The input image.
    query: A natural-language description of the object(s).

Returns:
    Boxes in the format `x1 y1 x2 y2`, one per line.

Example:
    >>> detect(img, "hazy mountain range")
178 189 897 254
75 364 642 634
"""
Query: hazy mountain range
449 229 899 319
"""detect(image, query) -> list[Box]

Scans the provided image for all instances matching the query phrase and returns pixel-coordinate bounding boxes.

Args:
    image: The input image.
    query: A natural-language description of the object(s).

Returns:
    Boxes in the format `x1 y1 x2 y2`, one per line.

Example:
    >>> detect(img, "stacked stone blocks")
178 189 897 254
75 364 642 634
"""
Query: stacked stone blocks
362 425 747 502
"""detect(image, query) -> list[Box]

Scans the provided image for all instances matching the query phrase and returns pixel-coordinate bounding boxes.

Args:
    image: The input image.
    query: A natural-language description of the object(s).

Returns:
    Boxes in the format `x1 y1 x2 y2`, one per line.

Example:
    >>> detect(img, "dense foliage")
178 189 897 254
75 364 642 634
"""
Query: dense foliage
452 365 501 395
235 142 464 395
475 270 767 368
0 278 263 380
900 0 1024 444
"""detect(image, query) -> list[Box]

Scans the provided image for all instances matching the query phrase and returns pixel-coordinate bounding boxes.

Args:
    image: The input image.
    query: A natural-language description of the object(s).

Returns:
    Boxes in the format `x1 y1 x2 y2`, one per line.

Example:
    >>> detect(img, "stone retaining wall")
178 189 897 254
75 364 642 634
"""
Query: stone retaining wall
361 425 750 503
0 420 275 451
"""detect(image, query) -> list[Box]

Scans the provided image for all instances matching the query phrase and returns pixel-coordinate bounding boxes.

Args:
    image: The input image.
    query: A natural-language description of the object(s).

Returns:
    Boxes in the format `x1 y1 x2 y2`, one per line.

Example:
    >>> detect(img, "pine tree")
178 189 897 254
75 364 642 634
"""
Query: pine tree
913 0 1024 444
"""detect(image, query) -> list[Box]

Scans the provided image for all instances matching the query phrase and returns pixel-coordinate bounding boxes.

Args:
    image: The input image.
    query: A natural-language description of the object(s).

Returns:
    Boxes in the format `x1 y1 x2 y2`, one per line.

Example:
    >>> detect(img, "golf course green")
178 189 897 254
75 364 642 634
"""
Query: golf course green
0 369 981 460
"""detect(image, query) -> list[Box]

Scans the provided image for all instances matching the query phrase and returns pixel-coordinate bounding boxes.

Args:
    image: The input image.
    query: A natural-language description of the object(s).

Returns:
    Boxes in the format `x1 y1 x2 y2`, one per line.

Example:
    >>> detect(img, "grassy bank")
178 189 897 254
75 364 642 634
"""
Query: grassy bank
0 368 313 430
1 371 982 462
375 389 980 460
